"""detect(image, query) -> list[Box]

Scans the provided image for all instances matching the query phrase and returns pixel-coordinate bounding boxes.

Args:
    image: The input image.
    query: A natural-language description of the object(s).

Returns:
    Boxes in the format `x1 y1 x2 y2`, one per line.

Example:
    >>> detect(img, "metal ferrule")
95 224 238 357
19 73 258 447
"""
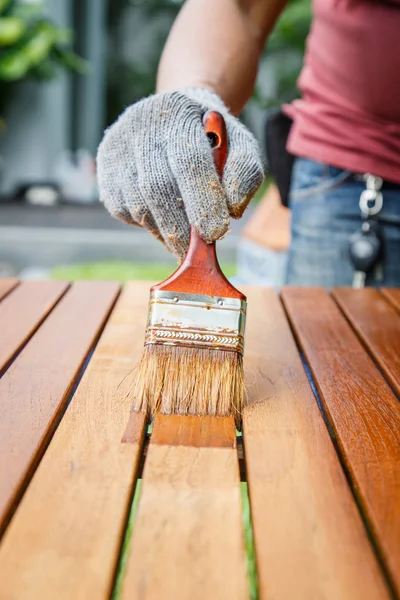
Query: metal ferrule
145 290 246 354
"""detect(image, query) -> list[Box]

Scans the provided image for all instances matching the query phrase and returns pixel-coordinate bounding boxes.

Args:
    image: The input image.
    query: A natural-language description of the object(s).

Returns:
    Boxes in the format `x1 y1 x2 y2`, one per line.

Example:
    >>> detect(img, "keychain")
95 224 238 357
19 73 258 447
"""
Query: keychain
349 174 384 288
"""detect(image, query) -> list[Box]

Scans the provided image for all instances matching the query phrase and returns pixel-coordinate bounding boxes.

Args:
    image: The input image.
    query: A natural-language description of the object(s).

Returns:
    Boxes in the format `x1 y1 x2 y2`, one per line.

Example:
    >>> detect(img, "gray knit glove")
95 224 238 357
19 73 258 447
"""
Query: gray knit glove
97 87 264 259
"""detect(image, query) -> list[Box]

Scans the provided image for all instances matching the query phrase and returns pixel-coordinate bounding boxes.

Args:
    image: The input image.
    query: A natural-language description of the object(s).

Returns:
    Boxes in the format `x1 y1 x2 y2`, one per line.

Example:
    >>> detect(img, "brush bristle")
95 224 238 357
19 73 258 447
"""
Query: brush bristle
131 345 245 428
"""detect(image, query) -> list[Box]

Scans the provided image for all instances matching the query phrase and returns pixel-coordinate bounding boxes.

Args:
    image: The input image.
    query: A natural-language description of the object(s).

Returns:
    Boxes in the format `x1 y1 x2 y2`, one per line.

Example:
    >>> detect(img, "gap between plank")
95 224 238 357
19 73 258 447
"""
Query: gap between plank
133 427 246 480
0 283 149 600
280 292 398 600
0 279 19 302
0 282 70 378
119 415 248 600
110 479 143 600
331 290 400 402
0 285 121 539
116 418 253 598
240 478 259 599
381 289 400 313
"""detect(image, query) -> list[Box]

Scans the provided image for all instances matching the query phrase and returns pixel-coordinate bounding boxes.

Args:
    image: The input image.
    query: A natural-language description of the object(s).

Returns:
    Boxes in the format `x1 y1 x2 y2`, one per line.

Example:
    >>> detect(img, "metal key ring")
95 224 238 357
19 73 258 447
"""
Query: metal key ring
359 189 383 217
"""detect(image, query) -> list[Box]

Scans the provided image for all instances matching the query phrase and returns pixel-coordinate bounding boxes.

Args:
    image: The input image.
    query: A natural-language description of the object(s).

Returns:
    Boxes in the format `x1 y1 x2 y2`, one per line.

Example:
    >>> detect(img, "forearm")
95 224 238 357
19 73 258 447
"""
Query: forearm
157 0 287 115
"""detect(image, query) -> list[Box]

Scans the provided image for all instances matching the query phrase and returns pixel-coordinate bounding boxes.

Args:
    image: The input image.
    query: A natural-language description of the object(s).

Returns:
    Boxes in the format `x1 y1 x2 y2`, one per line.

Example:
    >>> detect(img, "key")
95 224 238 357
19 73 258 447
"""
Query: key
348 220 383 288
352 270 366 289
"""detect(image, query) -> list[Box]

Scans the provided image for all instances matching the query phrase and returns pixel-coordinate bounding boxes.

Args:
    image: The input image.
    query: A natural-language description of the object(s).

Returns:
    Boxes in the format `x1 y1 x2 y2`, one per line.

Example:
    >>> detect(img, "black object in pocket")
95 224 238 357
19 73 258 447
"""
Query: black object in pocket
264 109 294 208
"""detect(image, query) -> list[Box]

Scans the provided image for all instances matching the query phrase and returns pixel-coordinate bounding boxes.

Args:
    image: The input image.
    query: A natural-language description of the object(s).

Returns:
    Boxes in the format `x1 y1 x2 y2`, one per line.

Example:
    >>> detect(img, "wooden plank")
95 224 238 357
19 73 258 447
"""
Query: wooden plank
242 287 389 600
0 283 148 600
122 415 248 600
0 281 119 533
333 288 400 396
382 288 400 312
150 414 236 447
282 287 400 596
0 278 19 302
0 280 69 373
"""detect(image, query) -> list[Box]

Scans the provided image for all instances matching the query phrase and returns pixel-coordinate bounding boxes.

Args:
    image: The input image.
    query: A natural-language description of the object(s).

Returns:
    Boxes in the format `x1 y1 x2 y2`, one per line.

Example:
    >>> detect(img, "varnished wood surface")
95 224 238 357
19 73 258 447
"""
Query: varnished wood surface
122 414 248 600
0 280 68 373
382 288 400 312
0 283 148 600
0 281 119 532
333 288 400 395
151 414 237 448
282 287 400 595
0 279 19 302
1 283 399 599
242 287 389 600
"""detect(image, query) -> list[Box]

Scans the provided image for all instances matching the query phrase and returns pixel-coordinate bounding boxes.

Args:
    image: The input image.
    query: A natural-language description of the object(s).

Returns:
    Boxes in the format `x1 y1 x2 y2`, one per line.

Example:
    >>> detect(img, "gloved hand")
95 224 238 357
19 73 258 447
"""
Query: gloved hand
97 87 264 259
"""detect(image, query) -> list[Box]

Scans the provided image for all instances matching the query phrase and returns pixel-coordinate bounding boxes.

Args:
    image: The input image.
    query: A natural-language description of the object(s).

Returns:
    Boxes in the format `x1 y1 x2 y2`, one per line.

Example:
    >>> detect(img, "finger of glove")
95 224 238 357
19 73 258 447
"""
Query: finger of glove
136 139 190 260
167 117 230 244
222 120 264 218
120 167 165 243
97 106 161 238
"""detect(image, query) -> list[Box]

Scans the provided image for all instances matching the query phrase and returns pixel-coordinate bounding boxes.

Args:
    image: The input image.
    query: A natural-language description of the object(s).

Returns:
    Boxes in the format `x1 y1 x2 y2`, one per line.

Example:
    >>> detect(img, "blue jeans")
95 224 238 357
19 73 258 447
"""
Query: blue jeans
287 158 400 287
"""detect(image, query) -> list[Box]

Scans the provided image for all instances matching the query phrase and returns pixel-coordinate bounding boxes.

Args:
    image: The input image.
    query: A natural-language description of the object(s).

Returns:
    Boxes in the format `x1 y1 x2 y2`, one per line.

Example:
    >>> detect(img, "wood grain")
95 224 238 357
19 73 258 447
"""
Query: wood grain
333 288 400 395
150 414 237 448
121 414 248 600
0 278 19 302
0 281 119 533
0 282 148 600
0 280 68 373
282 287 400 596
242 287 389 600
382 288 400 312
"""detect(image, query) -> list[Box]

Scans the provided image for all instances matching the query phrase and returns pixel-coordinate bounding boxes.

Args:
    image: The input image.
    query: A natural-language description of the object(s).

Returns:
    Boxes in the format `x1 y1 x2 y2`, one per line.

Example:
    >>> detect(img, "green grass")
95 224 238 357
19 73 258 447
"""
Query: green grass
241 482 259 600
51 260 237 281
111 480 142 600
111 479 259 599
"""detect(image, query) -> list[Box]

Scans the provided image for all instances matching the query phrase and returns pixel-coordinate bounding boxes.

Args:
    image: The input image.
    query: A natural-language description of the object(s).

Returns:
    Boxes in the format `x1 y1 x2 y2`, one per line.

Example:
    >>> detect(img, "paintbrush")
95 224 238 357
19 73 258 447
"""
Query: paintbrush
132 110 246 427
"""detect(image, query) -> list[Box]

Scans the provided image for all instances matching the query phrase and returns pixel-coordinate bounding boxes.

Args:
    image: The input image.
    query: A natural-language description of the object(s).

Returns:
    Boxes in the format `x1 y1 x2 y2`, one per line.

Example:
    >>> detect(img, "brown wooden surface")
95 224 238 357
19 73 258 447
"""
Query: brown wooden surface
1 283 398 599
0 279 19 302
242 287 389 600
0 280 69 372
282 287 400 596
122 414 248 600
333 288 400 396
0 282 148 600
0 281 119 533
382 288 400 312
150 414 237 448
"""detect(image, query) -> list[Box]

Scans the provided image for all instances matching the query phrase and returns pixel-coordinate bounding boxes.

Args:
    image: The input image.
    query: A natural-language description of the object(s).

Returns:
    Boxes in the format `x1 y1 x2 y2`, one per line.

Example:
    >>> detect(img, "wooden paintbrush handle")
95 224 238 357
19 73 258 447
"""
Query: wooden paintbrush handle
202 110 228 179
152 111 245 301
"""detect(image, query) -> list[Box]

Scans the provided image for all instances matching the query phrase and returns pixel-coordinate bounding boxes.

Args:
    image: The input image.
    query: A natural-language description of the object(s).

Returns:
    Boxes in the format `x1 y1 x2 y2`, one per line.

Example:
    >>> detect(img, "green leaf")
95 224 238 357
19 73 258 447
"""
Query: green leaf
31 58 57 80
0 16 25 45
52 46 88 74
21 21 55 66
12 2 44 20
52 26 74 45
0 49 29 79
0 0 14 17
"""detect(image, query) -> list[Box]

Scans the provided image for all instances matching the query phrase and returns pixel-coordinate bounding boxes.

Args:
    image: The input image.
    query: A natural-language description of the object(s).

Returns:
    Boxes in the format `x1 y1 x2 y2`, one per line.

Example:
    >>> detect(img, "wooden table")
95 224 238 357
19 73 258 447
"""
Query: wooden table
0 279 399 600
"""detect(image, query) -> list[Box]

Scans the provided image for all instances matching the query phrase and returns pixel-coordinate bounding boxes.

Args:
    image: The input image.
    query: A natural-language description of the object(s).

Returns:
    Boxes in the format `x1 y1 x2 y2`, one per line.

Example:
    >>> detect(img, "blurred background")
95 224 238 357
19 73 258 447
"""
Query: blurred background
0 0 311 281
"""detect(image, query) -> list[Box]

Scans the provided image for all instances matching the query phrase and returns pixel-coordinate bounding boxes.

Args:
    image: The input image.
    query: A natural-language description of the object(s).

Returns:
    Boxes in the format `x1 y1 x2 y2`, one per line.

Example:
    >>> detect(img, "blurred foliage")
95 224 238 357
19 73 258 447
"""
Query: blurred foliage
106 0 311 125
0 0 86 122
52 260 237 282
258 0 312 108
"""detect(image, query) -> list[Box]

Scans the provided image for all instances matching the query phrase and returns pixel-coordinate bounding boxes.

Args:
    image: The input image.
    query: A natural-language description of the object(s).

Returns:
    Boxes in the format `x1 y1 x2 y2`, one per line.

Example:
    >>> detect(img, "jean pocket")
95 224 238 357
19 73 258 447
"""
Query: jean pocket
290 158 352 203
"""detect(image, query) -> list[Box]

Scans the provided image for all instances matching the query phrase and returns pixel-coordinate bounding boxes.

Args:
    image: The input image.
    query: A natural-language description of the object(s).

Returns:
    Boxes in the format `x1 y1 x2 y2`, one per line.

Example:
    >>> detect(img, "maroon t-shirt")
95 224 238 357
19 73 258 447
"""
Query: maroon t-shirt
285 0 400 183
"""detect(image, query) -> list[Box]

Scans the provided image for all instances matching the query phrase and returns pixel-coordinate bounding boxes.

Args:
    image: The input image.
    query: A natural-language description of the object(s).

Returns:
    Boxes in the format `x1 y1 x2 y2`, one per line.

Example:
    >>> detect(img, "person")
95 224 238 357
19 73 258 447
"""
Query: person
236 182 290 287
97 0 400 287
